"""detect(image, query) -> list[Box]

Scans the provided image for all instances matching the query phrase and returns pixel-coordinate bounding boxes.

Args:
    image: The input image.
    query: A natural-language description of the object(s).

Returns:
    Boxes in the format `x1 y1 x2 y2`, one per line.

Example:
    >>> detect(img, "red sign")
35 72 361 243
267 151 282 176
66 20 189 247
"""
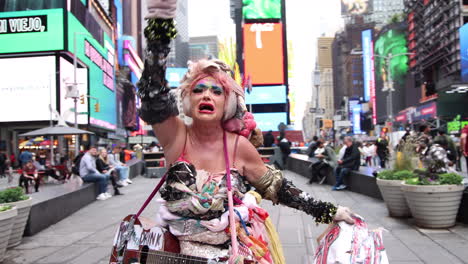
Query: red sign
395 112 407 122
243 23 284 85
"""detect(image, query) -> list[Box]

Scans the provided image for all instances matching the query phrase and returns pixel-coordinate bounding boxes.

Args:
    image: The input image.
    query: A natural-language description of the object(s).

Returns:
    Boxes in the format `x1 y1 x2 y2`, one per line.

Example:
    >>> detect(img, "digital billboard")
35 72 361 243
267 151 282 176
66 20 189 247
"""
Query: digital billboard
460 24 468 82
341 0 369 15
0 56 56 122
253 112 287 131
166 68 188 88
59 57 89 125
245 85 287 105
0 9 64 54
362 29 377 125
242 0 281 19
244 23 284 85
68 12 116 130
352 104 362 134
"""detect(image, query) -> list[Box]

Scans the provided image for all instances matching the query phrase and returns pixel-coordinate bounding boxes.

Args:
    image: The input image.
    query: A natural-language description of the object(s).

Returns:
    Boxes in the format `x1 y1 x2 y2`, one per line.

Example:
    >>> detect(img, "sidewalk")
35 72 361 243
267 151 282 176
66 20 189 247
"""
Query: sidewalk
2 171 468 264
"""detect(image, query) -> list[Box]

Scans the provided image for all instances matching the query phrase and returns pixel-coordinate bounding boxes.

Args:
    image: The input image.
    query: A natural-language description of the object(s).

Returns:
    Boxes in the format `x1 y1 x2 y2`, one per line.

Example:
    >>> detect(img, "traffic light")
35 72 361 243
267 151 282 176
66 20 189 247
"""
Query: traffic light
79 94 85 104
94 103 100 112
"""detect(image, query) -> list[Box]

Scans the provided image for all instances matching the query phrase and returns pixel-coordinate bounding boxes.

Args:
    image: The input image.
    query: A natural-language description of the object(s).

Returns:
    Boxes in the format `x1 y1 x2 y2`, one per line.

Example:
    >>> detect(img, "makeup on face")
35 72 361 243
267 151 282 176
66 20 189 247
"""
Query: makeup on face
192 77 224 96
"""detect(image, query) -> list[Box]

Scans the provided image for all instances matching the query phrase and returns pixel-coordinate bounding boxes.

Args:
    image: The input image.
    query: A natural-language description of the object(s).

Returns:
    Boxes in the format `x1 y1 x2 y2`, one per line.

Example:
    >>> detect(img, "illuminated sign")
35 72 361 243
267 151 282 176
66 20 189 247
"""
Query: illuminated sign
253 112 287 131
0 15 47 34
341 0 369 15
242 0 281 19
85 40 114 91
245 85 287 104
352 105 362 134
166 68 188 88
243 23 284 85
460 24 468 82
361 29 377 125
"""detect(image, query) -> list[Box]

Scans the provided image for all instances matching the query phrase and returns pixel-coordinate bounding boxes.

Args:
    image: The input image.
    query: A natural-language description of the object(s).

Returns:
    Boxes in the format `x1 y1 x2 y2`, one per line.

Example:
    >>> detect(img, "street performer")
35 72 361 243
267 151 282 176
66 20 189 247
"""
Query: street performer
134 0 354 262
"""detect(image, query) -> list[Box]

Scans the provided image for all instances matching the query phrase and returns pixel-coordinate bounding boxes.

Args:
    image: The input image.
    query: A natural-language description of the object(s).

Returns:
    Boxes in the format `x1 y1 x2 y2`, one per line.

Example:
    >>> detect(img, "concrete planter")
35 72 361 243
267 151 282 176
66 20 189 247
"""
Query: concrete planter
402 183 464 228
376 178 411 217
0 206 17 262
3 197 32 248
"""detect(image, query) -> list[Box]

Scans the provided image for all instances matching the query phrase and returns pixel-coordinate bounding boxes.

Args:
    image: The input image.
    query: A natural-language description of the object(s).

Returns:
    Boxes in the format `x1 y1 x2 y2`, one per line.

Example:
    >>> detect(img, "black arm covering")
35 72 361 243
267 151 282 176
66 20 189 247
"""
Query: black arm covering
137 18 179 125
277 178 337 224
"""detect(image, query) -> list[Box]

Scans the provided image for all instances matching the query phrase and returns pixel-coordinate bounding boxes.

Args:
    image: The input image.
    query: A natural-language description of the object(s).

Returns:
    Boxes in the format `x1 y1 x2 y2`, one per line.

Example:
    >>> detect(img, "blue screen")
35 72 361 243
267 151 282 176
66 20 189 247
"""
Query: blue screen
362 29 372 102
460 24 468 82
166 68 188 87
253 112 287 131
245 85 287 105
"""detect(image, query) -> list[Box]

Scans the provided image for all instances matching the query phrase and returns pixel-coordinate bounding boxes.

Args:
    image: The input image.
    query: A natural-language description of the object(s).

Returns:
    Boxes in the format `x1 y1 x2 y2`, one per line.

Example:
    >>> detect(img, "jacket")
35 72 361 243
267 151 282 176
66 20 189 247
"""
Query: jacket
340 143 360 169
79 152 98 176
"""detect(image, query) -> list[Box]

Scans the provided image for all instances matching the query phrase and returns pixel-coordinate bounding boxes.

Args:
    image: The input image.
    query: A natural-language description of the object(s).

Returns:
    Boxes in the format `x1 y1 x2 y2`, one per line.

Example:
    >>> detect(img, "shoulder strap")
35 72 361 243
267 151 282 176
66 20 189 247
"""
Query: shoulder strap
232 134 240 168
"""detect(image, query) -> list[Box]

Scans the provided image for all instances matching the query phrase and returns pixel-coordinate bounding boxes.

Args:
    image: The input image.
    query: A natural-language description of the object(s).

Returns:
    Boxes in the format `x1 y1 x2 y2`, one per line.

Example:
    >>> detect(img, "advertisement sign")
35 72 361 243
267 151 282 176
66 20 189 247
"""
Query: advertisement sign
352 104 362 134
68 13 116 130
243 23 284 85
242 0 281 19
245 85 287 105
0 9 63 54
411 101 437 122
0 56 56 122
341 0 369 15
59 58 89 125
361 29 377 125
253 112 287 131
460 24 468 82
166 68 188 88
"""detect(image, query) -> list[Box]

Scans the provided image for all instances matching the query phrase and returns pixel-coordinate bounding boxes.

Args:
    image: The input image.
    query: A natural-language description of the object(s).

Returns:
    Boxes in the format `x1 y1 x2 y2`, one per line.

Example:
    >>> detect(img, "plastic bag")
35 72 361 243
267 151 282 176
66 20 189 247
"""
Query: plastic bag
314 215 389 264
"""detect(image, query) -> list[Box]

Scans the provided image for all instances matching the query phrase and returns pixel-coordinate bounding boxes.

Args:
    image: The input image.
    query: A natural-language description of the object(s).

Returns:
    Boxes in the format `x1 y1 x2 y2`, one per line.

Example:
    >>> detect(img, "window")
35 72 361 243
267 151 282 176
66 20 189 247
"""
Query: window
0 0 63 12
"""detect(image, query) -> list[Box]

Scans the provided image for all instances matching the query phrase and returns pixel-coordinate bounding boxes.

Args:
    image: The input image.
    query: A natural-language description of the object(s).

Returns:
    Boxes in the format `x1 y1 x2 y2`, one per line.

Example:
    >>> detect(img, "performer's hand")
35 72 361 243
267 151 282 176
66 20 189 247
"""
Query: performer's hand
333 206 355 224
146 0 177 19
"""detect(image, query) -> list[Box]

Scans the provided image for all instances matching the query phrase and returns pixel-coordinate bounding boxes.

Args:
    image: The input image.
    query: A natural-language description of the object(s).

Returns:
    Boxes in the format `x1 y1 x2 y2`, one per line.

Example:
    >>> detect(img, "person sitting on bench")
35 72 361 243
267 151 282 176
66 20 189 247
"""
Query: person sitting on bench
19 160 41 193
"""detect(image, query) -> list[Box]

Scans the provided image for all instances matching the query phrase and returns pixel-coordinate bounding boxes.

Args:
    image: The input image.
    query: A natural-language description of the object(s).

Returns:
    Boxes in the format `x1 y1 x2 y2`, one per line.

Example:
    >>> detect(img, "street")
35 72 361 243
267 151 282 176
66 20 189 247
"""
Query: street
2 170 467 264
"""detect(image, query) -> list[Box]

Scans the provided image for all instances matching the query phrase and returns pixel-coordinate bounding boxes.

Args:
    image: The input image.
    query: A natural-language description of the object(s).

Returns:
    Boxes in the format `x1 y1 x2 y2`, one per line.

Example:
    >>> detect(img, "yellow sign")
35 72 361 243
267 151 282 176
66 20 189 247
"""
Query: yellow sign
322 119 333 128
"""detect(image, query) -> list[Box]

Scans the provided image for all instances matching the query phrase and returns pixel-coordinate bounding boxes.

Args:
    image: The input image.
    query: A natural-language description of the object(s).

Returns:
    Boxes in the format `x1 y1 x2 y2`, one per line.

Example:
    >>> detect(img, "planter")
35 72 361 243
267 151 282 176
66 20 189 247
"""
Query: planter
402 183 464 228
0 206 17 262
376 178 411 217
3 197 32 248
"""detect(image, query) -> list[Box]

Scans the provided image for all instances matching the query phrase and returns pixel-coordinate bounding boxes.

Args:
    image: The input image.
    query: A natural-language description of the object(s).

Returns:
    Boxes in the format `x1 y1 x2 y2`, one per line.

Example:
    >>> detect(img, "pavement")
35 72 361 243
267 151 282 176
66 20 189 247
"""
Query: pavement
2 170 468 264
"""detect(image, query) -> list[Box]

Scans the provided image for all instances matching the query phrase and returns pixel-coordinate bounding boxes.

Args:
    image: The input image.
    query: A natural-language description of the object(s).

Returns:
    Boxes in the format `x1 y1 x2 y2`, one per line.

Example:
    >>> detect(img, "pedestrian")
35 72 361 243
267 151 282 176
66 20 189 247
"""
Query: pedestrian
333 136 360 190
434 129 458 165
149 141 160 152
108 146 132 186
362 142 374 167
278 136 291 169
19 160 40 193
18 149 33 167
263 130 275 147
79 146 111 201
460 125 468 173
376 134 389 168
0 151 6 178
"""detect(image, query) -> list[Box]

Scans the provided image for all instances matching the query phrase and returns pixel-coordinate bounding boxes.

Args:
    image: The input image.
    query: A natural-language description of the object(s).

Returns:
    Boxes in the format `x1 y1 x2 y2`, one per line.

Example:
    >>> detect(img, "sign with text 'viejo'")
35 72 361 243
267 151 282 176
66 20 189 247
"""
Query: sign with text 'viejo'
85 40 114 91
0 15 47 34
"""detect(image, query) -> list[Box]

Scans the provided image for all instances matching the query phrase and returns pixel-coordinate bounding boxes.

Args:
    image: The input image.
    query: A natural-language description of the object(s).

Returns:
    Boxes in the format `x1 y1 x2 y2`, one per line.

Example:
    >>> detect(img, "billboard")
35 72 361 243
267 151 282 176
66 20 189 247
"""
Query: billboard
166 68 188 88
245 85 287 104
242 0 281 19
0 56 56 122
361 29 377 125
460 24 468 82
243 23 284 85
253 112 288 131
352 104 362 134
0 9 64 54
68 12 116 130
59 57 89 125
341 0 369 15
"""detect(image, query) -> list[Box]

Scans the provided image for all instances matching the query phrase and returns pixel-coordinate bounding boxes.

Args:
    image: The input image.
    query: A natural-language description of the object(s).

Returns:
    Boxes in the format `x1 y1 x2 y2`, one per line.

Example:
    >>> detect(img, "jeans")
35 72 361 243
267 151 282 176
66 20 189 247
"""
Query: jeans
82 172 109 194
115 165 129 181
334 167 351 187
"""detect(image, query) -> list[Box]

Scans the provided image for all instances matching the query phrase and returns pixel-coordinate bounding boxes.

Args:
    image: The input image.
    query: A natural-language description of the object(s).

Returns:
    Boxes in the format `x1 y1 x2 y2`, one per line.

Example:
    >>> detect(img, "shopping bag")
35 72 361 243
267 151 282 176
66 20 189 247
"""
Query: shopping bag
313 215 389 264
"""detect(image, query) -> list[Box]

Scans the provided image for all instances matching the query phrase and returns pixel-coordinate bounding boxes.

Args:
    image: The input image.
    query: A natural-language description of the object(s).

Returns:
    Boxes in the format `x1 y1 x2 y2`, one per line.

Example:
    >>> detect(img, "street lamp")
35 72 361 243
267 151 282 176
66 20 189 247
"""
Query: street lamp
313 68 321 136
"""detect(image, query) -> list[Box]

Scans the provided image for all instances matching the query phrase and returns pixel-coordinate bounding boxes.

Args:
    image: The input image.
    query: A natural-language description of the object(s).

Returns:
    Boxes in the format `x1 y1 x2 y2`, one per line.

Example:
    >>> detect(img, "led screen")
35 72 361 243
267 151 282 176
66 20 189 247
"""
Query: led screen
242 0 281 19
0 56 56 122
245 85 286 105
352 104 362 134
341 0 369 15
68 12 116 130
362 29 376 125
244 23 284 85
253 112 287 131
166 68 188 88
460 24 468 82
59 57 89 125
0 9 64 54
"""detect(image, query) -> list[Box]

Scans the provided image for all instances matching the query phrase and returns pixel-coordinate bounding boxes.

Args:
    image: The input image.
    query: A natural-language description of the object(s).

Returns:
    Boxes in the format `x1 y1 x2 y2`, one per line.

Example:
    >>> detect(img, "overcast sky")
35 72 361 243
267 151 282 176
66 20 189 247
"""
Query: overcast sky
188 0 343 129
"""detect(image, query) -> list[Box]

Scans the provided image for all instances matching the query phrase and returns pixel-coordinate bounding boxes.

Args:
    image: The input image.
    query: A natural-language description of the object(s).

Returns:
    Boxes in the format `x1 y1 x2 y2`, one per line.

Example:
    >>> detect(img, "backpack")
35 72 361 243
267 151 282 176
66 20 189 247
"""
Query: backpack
72 152 84 176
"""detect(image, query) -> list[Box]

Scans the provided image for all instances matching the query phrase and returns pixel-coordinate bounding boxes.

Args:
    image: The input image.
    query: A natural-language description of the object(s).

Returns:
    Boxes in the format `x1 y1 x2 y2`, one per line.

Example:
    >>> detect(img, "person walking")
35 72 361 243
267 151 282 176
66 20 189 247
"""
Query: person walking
333 136 360 190
461 125 468 173
18 149 32 167
79 146 111 200
376 134 389 168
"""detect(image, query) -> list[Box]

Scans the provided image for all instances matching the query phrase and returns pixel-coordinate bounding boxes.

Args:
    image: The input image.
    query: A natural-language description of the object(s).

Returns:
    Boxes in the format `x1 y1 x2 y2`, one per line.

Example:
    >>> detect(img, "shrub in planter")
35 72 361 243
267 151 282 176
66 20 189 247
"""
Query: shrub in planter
376 170 414 217
0 205 17 262
402 172 464 228
0 187 32 248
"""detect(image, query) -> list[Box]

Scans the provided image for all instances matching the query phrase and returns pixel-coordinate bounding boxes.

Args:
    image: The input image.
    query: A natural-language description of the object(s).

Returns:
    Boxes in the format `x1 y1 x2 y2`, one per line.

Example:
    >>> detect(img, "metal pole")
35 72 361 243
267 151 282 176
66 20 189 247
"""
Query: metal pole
386 55 393 122
73 32 80 155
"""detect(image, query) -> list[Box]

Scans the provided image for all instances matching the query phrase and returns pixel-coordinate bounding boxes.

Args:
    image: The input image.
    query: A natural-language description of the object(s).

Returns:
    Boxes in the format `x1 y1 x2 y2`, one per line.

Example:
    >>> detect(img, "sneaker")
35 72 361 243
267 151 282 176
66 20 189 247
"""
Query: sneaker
104 192 113 198
125 178 133 184
336 184 347 190
96 193 109 201
331 186 338 191
118 180 128 187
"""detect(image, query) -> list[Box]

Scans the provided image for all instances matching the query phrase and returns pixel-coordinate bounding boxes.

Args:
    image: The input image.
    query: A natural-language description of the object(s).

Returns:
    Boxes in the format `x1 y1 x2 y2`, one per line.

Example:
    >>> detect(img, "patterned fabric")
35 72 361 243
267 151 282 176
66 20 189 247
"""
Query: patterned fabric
421 144 450 173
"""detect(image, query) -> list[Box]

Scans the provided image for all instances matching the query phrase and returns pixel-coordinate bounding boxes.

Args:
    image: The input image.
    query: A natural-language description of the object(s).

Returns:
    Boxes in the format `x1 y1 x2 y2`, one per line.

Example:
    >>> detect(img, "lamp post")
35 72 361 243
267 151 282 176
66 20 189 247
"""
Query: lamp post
313 69 321 136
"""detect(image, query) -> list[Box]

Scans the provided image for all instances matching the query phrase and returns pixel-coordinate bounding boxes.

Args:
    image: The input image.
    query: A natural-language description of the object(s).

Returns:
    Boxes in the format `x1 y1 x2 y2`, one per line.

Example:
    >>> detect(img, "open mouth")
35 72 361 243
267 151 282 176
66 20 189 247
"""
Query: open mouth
198 103 215 113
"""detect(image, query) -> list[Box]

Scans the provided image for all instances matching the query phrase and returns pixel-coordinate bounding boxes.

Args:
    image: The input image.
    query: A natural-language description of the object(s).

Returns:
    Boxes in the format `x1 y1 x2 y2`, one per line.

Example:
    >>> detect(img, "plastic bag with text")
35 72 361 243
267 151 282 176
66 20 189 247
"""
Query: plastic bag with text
313 215 389 264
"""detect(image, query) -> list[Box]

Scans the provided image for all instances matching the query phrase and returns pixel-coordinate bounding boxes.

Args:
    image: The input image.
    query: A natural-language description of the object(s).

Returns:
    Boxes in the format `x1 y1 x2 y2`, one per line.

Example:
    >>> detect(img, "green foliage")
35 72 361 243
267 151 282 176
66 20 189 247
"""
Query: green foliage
0 205 13 212
439 173 464 185
377 170 395 180
0 187 29 203
405 177 420 185
393 170 416 180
